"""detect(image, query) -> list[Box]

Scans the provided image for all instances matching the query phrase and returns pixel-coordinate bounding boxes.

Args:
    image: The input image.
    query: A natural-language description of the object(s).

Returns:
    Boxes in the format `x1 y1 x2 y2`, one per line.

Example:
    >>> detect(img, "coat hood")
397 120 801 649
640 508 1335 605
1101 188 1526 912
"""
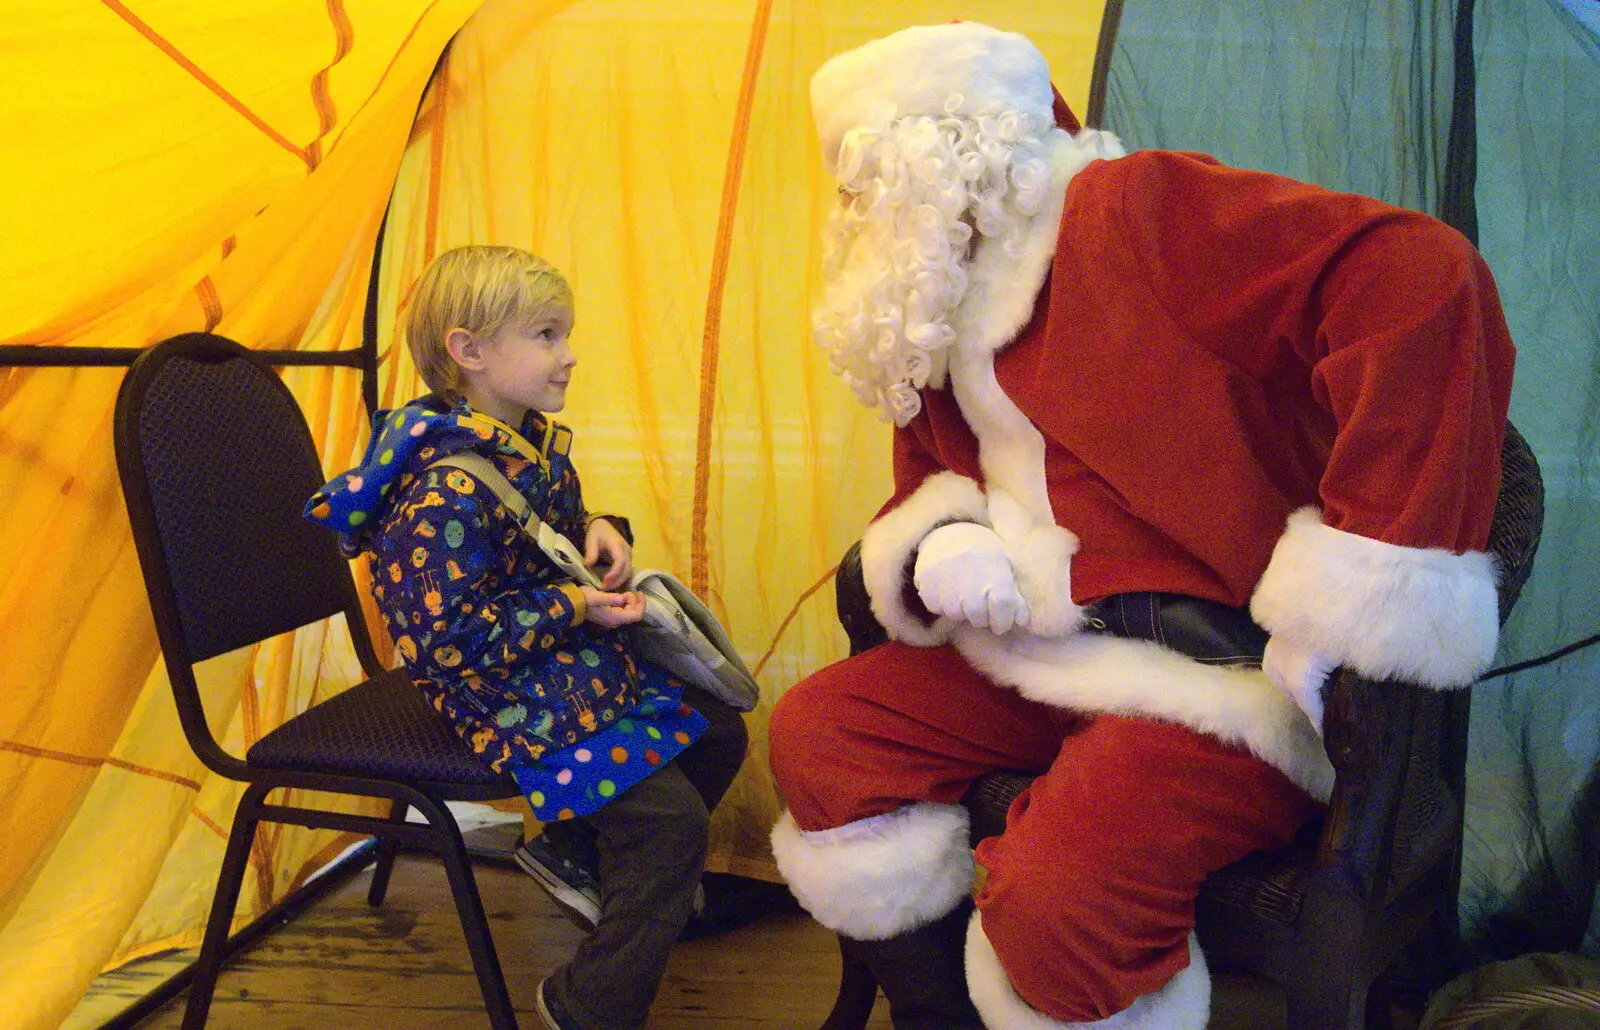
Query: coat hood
305 395 535 554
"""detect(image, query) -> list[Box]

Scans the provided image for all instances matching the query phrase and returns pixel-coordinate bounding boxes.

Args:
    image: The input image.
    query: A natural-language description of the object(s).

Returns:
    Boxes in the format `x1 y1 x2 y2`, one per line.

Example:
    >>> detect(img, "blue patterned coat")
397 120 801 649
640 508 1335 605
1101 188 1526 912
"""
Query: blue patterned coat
307 397 705 819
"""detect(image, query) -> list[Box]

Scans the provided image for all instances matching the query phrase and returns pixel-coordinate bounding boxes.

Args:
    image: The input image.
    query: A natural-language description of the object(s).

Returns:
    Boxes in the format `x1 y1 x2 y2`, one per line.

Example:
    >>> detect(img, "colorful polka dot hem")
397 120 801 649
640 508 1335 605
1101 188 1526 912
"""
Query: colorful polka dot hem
509 663 708 820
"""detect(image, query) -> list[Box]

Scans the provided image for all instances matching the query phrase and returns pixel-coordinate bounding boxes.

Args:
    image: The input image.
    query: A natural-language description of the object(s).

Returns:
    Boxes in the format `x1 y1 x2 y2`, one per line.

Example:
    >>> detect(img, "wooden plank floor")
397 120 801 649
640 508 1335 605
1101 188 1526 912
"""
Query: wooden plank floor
104 852 893 1030
81 830 1313 1029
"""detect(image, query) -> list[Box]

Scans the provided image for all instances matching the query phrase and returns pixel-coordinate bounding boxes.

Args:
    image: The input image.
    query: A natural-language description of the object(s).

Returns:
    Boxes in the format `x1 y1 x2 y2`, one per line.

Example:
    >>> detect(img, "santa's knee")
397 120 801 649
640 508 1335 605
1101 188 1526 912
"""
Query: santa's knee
767 673 830 798
967 879 1211 1029
768 672 860 825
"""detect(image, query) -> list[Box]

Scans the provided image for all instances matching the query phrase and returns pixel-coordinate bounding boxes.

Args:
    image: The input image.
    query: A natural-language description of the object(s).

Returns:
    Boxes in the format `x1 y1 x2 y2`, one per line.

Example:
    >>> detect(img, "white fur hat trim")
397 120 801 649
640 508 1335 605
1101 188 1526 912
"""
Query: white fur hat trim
811 22 1054 175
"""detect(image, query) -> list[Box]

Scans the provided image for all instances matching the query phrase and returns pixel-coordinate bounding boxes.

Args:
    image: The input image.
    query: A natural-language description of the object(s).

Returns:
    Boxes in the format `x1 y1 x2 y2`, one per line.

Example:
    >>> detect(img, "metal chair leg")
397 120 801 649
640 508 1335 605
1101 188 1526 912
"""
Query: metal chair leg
182 782 270 1030
822 934 880 1030
367 798 410 907
409 792 518 1030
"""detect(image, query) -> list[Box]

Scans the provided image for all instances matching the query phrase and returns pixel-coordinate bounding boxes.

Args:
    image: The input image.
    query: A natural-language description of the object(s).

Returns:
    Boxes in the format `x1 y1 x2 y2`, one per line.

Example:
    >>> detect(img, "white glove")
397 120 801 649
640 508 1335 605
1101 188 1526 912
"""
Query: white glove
1262 634 1336 734
913 522 1030 634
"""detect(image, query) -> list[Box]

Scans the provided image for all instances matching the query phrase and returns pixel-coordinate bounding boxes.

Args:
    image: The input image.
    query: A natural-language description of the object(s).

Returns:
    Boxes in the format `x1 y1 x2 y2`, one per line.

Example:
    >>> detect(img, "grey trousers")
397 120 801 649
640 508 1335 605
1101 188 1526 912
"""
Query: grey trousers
544 688 749 1029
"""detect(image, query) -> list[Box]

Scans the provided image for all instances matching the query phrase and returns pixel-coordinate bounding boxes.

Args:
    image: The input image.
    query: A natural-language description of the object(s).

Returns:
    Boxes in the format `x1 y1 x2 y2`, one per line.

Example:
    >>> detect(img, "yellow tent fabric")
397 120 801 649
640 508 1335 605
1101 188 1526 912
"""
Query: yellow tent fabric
0 2 1104 1026
0 4 485 1026
367 0 1106 877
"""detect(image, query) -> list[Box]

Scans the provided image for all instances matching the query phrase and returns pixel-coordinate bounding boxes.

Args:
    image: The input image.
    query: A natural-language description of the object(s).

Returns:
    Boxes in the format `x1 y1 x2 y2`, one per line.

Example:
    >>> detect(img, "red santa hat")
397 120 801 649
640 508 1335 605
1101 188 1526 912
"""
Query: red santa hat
810 22 1061 175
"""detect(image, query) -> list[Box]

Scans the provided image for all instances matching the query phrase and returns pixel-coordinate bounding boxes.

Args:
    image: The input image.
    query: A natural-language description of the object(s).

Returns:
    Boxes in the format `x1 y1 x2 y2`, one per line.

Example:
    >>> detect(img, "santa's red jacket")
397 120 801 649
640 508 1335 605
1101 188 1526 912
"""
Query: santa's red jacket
856 132 1514 799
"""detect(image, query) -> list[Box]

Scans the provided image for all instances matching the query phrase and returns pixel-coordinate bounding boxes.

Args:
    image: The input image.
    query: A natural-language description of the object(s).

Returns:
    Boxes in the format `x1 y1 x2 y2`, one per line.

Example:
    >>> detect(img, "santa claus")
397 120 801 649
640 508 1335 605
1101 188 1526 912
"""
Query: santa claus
768 20 1513 1030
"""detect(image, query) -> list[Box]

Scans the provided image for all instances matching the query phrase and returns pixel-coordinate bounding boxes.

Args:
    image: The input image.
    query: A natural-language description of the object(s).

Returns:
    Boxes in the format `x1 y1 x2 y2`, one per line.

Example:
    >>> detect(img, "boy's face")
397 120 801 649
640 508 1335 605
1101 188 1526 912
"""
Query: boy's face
473 306 576 418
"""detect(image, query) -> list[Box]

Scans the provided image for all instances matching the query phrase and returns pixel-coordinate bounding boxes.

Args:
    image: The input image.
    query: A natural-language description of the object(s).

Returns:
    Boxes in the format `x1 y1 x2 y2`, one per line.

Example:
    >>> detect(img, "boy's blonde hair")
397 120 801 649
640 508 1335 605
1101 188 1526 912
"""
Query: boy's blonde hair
404 245 574 398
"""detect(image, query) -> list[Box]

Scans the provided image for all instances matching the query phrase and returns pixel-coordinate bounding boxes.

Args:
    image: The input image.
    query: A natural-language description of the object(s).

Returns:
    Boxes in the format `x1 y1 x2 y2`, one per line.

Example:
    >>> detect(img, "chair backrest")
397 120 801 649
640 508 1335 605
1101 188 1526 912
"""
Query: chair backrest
114 333 378 773
1322 421 1542 907
1486 422 1544 622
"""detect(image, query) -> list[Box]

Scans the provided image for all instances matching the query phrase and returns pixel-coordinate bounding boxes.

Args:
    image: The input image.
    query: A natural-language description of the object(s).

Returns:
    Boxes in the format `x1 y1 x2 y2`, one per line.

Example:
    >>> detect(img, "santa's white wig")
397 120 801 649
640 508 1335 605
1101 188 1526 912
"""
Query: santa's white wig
810 23 1062 426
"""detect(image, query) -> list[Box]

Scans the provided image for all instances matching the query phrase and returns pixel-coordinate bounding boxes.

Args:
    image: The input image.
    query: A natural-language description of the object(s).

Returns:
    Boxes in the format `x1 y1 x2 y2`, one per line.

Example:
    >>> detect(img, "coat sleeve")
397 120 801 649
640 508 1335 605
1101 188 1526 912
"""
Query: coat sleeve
371 470 588 683
858 419 990 646
1116 152 1513 687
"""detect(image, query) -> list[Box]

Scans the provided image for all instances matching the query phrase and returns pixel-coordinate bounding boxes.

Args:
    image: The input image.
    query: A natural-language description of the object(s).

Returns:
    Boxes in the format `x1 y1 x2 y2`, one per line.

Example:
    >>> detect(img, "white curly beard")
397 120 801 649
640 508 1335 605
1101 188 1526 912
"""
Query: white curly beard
811 203 966 426
810 108 1051 427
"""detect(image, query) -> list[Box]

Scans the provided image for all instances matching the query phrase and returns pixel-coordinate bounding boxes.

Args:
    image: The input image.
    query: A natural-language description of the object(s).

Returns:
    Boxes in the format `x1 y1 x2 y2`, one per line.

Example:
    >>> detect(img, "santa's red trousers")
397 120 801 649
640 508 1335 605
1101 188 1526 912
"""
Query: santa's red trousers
769 641 1320 1023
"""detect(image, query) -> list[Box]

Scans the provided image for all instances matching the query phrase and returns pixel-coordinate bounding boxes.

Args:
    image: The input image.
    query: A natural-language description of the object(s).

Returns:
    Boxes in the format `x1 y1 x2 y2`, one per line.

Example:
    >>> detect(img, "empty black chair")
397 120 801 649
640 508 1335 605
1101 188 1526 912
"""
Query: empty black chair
825 423 1543 1030
115 332 524 1029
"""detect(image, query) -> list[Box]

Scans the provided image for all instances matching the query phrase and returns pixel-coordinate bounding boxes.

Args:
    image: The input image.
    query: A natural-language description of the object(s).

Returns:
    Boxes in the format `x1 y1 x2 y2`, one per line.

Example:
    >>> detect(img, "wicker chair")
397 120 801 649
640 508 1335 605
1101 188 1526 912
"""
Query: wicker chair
824 423 1543 1030
115 333 524 1030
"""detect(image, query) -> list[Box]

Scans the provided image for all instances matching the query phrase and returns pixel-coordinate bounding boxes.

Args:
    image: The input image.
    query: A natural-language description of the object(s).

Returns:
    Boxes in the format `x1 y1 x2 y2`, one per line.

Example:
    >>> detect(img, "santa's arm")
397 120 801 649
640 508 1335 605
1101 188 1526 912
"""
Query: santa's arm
859 426 992 645
1103 152 1512 692
1247 213 1513 690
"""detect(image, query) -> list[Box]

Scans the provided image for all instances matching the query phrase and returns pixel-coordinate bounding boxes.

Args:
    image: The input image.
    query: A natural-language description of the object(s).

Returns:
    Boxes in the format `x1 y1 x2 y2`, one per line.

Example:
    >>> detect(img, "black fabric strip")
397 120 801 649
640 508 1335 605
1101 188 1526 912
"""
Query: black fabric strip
1440 0 1479 243
1086 0 1125 129
1483 633 1600 680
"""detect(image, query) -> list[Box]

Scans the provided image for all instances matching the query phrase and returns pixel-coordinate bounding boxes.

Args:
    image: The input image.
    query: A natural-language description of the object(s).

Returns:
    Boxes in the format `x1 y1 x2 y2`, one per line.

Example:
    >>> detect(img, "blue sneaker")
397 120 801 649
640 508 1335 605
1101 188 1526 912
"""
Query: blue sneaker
515 833 601 928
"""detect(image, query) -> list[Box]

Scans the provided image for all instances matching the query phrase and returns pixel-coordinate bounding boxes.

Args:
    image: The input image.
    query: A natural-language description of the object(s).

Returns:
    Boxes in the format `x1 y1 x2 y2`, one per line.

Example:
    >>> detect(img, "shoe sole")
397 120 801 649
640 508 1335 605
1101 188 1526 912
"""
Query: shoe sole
535 976 564 1030
515 850 601 928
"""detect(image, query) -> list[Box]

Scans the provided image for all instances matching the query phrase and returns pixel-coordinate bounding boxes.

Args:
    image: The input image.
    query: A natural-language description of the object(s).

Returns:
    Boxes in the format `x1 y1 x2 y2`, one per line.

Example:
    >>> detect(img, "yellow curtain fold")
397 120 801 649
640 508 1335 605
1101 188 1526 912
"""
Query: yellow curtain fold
0 4 482 1027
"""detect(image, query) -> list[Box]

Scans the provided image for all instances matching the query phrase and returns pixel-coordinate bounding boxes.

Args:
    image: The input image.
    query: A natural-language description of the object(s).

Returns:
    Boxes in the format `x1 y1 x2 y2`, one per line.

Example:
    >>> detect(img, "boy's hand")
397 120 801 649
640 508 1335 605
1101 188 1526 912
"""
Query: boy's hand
580 587 646 628
585 518 633 590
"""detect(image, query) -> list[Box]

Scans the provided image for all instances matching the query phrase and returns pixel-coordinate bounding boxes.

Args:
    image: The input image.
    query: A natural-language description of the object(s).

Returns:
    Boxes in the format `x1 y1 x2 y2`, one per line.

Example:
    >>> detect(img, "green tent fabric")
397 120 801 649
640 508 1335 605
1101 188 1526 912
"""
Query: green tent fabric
1464 0 1600 962
1105 0 1600 965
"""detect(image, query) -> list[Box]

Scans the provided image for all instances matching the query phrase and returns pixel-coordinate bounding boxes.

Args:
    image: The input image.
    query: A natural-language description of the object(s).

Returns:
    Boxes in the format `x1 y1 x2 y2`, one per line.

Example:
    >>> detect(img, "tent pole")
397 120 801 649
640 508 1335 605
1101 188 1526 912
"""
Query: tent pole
1440 0 1478 244
360 205 388 417
1086 0 1126 129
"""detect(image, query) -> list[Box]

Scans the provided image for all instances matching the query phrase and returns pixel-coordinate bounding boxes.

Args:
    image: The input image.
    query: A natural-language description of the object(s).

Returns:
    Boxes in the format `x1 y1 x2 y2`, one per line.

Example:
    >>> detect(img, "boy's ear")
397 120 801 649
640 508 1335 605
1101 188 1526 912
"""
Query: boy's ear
444 327 486 371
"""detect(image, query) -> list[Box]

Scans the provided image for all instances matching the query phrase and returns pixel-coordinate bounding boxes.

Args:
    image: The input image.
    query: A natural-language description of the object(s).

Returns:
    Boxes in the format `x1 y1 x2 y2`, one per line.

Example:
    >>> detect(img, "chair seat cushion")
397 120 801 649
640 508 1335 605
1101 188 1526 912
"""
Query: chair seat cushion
247 668 511 788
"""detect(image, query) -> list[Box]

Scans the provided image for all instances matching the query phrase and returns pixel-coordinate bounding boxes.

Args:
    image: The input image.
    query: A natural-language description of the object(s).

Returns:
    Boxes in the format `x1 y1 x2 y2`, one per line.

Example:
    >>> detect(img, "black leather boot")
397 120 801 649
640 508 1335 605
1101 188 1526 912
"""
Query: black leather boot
840 897 983 1030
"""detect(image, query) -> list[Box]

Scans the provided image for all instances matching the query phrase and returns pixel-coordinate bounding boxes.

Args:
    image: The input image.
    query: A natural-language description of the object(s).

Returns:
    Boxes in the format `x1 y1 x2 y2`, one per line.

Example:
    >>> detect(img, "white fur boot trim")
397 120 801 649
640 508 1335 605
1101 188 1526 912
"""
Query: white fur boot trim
966 911 1210 1029
770 804 975 940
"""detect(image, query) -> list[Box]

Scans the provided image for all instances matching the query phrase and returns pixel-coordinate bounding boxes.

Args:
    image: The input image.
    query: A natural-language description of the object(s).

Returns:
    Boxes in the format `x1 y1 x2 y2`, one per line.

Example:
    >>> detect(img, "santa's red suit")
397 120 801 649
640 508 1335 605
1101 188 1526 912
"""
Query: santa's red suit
769 22 1513 1030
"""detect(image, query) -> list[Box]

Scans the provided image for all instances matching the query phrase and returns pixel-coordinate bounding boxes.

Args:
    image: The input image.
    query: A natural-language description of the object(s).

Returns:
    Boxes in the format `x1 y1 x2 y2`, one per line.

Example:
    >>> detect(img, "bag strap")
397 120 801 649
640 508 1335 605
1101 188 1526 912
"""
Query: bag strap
430 451 535 527
429 452 599 588
456 412 556 471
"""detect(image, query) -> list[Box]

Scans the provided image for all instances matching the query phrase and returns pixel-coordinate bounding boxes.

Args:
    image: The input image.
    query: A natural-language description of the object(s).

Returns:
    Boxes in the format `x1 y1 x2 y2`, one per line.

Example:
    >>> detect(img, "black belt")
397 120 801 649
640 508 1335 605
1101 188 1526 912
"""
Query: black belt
1081 592 1268 667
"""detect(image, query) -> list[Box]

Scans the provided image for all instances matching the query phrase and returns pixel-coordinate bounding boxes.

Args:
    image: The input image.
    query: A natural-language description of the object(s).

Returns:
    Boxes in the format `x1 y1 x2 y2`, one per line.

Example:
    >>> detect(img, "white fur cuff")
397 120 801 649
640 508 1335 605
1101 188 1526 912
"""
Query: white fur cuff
770 804 975 940
1006 520 1083 637
966 912 1210 1030
1251 508 1500 689
860 471 989 647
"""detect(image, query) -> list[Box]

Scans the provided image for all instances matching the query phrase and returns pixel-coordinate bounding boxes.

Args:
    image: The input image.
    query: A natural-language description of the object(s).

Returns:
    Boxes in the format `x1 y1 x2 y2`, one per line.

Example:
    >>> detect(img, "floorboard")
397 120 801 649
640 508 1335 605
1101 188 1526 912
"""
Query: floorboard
99 854 891 1029
74 820 1309 1030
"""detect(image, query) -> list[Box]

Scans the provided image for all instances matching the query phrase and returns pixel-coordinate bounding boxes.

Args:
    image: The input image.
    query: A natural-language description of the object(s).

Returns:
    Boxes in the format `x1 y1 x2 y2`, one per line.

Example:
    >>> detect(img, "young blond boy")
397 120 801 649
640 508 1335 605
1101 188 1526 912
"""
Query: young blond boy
308 245 748 1030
